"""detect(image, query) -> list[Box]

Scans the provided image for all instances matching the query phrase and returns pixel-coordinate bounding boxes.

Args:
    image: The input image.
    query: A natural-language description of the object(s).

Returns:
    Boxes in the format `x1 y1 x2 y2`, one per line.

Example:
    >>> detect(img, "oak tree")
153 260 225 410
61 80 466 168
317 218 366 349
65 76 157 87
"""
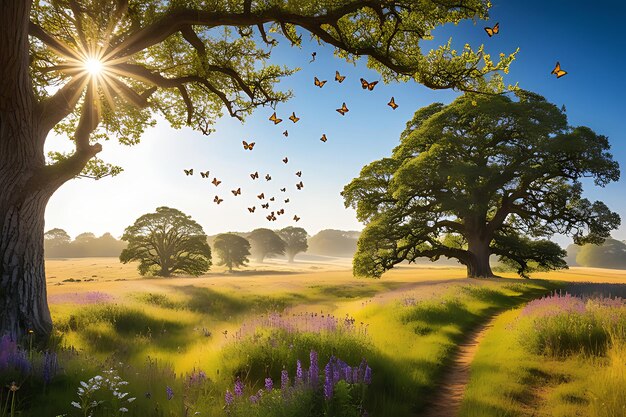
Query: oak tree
213 233 251 272
343 91 620 278
248 228 286 263
277 226 308 262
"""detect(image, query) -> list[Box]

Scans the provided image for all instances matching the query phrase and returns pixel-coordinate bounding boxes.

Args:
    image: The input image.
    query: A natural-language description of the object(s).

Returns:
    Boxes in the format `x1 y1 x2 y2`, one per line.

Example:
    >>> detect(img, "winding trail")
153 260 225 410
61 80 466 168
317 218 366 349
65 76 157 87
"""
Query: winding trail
422 315 499 417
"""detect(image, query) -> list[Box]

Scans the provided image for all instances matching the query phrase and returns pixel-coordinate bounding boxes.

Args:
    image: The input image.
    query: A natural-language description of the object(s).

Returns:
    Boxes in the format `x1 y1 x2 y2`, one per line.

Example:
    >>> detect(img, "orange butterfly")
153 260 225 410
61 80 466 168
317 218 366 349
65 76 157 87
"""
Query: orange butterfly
296 181 304 190
280 188 286 192
293 215 301 222
269 112 282 124
231 188 241 196
284 198 290 203
212 178 222 186
336 102 349 116
283 130 288 137
250 171 259 180
257 193 265 200
184 169 193 176
200 171 209 178
314 77 327 88
266 214 277 221
248 206 256 213
289 112 300 123
388 97 398 110
320 134 328 142
261 203 270 209
214 195 223 204
335 71 346 83
484 22 499 37
360 78 378 91
270 197 275 201
265 174 272 181
295 171 302 177
283 157 289 164
242 140 255 150
551 62 567 78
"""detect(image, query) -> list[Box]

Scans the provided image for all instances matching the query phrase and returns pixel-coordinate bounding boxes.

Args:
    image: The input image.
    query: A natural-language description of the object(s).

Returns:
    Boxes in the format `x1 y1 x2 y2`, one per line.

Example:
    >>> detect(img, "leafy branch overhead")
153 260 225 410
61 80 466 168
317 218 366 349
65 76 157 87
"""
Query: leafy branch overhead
29 0 515 180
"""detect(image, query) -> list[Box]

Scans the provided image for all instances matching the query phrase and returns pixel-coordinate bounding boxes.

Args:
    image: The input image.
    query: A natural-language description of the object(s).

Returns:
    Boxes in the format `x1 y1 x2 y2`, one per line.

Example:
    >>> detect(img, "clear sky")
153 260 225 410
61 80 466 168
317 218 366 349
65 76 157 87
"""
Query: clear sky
44 0 626 247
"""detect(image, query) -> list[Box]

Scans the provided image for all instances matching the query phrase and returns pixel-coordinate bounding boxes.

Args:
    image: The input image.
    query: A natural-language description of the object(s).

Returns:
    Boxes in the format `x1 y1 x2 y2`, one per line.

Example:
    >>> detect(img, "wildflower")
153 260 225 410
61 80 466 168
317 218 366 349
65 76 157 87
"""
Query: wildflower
324 362 333 399
234 377 244 397
119 407 128 413
9 382 19 392
309 350 319 387
281 369 289 391
364 365 372 385
264 377 273 391
166 386 174 400
43 351 59 384
249 394 259 404
225 390 234 406
296 359 303 384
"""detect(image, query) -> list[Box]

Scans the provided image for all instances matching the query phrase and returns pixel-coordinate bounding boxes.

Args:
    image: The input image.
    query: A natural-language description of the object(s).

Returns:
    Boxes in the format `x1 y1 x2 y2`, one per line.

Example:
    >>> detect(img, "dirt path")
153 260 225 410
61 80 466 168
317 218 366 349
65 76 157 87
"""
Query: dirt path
422 316 498 417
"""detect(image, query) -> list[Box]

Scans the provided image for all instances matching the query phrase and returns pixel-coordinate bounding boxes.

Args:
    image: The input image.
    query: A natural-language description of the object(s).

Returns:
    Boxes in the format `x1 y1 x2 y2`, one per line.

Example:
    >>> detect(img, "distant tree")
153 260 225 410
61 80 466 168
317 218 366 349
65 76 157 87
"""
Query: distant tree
213 233 251 272
307 230 360 257
120 207 211 277
248 228 286 263
574 239 626 269
44 228 71 257
278 227 308 262
92 233 127 257
343 91 620 279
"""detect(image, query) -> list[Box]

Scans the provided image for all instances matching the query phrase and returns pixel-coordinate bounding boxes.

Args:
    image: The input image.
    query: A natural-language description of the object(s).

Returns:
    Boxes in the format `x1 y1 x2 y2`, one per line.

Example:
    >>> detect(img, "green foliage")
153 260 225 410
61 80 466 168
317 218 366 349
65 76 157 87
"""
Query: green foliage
277 227 308 262
573 239 626 269
213 233 251 272
307 230 360 257
343 91 620 278
120 207 211 277
247 228 286 262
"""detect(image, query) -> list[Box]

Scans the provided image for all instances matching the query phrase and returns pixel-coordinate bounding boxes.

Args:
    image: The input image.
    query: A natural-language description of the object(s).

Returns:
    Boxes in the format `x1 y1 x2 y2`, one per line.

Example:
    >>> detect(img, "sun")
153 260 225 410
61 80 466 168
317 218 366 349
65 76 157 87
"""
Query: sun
84 57 104 76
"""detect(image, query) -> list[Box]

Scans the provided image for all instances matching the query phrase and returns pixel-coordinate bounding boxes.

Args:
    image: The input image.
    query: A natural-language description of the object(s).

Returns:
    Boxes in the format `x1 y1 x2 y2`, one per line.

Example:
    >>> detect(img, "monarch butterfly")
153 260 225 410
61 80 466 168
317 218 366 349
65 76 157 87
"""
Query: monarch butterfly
257 193 265 199
242 141 255 150
295 171 302 177
184 169 193 176
280 188 286 192
267 214 277 221
248 206 256 213
335 71 346 83
284 198 290 203
320 134 328 142
231 188 241 196
388 97 399 110
289 112 300 123
250 171 259 180
293 215 301 222
262 203 269 209
213 195 223 204
360 78 378 91
336 102 349 116
314 77 327 88
310 52 316 63
551 62 567 78
200 171 209 178
283 130 288 137
484 22 499 37
270 197 275 201
269 112 282 124
296 181 304 190
212 178 221 186
265 174 272 181
283 157 289 164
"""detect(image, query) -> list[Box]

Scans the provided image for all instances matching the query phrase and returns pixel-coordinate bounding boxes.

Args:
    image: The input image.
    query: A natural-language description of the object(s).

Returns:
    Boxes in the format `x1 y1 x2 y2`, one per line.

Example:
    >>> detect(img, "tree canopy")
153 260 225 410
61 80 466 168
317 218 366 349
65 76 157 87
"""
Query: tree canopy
277 226 308 262
343 91 620 278
307 229 360 257
119 206 212 276
569 239 626 270
213 233 251 272
248 228 286 262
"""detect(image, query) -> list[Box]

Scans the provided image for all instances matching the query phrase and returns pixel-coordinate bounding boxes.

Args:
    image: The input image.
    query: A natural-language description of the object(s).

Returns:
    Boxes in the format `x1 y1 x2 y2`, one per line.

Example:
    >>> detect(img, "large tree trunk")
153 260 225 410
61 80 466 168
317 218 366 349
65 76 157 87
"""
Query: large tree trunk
466 235 494 278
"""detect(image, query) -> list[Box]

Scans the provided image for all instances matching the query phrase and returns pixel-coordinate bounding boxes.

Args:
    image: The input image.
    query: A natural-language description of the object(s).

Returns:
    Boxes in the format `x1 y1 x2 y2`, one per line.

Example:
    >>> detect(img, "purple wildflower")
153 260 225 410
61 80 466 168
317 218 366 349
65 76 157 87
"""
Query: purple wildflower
264 377 273 391
42 351 58 384
0 336 31 375
249 394 259 404
309 350 319 387
296 359 303 384
234 377 244 397
225 390 234 406
166 386 174 400
324 361 333 399
281 369 289 391
344 365 352 384
364 365 372 385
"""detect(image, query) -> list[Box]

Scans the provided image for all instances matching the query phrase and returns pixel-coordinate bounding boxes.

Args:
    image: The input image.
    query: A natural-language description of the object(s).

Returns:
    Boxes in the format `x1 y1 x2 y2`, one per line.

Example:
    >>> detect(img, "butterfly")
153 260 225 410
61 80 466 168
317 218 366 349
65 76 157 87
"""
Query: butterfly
265 174 272 181
270 197 275 201
320 134 328 142
269 112 282 124
551 62 567 78
261 203 269 209
335 70 346 83
214 195 223 204
387 97 399 110
296 181 304 190
212 178 222 186
250 171 259 180
277 209 285 215
248 206 256 213
257 193 265 200
184 169 194 176
295 171 302 177
293 215 301 222
231 188 241 196
267 214 277 221
336 102 349 116
283 130 288 137
289 112 300 123
284 198 290 203
242 140 255 150
484 22 499 37
200 171 210 178
314 77 327 88
283 157 289 164
360 78 378 91
280 188 286 192
310 52 316 63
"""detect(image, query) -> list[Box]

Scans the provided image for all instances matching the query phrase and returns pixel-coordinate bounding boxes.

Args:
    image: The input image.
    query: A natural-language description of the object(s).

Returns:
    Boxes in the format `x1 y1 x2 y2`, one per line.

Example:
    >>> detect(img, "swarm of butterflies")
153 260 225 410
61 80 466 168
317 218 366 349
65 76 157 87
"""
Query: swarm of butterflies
183 20 566 224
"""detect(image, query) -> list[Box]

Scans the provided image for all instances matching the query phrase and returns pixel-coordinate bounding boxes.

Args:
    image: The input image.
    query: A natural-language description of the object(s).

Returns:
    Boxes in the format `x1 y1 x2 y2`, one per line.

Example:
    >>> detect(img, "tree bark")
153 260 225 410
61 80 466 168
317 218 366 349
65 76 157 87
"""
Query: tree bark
466 234 494 278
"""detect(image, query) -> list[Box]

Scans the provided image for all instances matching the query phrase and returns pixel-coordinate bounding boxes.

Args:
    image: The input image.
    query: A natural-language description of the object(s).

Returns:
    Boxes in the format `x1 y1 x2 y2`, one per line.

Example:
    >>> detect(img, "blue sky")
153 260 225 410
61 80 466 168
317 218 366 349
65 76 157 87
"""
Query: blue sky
45 0 626 247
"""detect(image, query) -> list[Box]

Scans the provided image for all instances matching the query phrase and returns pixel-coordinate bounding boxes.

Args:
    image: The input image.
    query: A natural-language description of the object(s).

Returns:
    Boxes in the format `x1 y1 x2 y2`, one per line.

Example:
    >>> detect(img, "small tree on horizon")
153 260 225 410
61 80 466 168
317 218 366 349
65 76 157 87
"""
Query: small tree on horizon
248 228 286 263
213 233 251 272
278 227 308 263
343 91 620 279
120 207 211 277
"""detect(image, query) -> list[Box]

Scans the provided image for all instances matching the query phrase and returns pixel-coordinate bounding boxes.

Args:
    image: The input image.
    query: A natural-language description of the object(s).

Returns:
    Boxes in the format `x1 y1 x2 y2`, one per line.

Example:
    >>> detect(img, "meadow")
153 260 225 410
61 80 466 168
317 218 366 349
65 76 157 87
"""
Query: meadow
3 257 626 417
